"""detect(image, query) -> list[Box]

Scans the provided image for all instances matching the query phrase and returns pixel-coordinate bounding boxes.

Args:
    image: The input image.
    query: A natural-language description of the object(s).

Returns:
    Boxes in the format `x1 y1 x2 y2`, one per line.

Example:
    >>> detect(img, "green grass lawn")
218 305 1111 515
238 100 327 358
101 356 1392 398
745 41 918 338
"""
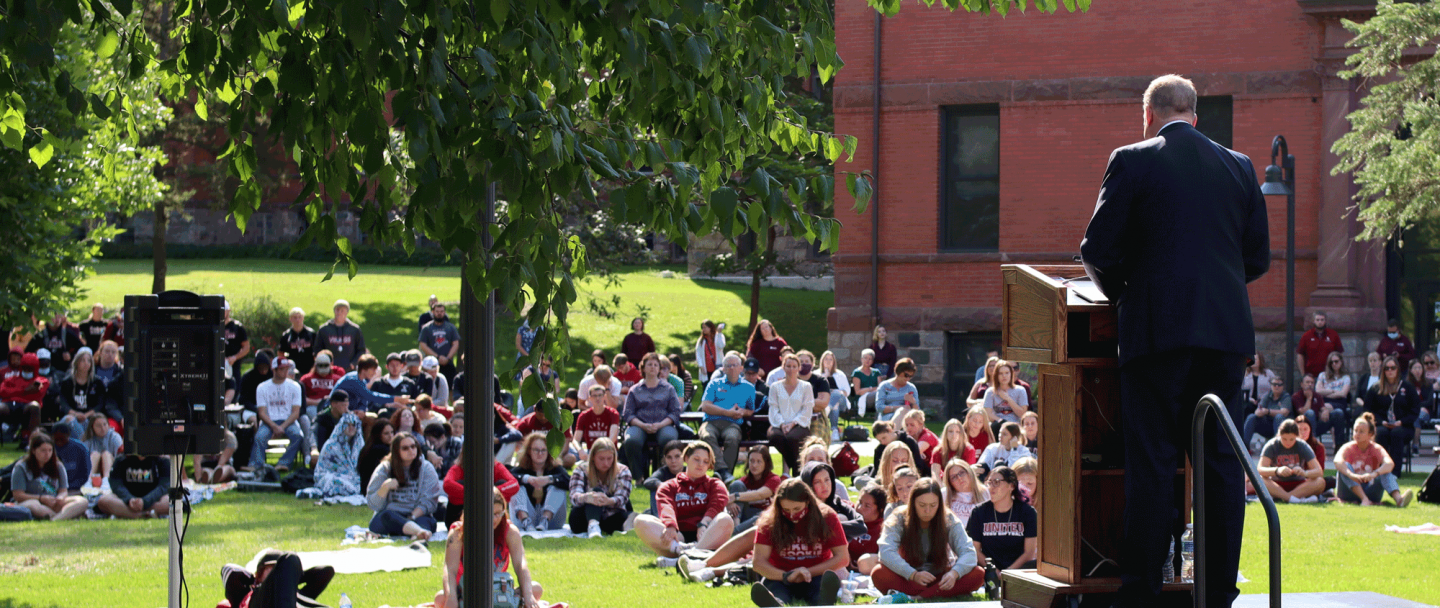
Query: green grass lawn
0 472 1435 608
74 260 833 391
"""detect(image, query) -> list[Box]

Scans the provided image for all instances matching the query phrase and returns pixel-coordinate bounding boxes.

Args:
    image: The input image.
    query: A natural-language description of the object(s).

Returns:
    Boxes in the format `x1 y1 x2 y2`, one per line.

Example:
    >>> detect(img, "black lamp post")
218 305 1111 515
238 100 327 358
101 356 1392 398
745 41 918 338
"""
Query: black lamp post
1261 136 1296 392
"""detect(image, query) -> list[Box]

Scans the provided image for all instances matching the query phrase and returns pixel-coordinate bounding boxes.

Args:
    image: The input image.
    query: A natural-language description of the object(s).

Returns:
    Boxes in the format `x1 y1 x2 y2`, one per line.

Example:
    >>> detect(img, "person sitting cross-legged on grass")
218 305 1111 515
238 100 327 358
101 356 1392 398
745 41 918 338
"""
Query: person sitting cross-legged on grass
365 431 441 540
1257 418 1326 504
96 454 171 519
567 437 633 538
726 445 784 532
747 478 848 607
313 413 365 497
508 432 570 532
1334 412 1414 507
192 429 238 485
83 411 122 484
637 441 734 563
11 433 88 521
872 477 986 599
966 466 1036 572
436 492 545 608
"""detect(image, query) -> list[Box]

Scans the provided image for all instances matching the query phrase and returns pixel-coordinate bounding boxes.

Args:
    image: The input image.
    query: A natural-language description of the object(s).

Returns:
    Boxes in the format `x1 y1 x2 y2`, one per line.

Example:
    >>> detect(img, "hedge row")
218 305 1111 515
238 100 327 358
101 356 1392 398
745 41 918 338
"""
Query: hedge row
99 242 464 267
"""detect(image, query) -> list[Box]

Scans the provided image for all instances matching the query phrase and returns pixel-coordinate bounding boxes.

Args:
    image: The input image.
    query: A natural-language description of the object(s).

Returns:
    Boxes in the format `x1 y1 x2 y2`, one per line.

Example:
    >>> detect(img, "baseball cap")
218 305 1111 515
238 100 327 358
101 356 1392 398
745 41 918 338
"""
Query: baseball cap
334 299 350 310
404 351 422 364
275 357 295 370
314 353 332 366
422 356 439 370
386 352 404 363
36 348 52 361
222 300 231 311
743 357 761 373
74 347 93 360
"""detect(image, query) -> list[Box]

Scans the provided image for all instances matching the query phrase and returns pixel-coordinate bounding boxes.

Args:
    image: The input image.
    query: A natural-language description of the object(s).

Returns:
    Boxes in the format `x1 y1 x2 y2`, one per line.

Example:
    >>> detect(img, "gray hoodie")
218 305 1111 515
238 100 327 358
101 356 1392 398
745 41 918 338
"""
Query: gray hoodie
366 459 441 515
878 508 978 579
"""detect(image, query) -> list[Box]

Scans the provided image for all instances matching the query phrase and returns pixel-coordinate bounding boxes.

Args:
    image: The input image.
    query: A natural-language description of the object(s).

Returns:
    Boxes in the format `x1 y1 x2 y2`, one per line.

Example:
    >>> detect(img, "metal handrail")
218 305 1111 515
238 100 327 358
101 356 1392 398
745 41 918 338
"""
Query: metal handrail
1192 394 1281 608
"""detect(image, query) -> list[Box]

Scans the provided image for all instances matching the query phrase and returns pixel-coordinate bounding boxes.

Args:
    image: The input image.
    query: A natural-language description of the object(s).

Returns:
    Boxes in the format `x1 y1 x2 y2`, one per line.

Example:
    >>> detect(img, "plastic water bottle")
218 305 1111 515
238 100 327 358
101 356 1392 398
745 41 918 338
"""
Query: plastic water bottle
1180 524 1195 583
338 593 352 608
1163 534 1176 583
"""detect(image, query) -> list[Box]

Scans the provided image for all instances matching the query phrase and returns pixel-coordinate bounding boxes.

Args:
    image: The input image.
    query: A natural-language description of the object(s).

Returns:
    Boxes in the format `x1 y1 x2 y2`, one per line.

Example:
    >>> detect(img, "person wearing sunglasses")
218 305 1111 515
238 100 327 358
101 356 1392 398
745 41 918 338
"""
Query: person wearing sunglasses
1315 352 1353 444
1243 378 1289 455
966 466 1036 573
365 430 440 540
1361 355 1421 463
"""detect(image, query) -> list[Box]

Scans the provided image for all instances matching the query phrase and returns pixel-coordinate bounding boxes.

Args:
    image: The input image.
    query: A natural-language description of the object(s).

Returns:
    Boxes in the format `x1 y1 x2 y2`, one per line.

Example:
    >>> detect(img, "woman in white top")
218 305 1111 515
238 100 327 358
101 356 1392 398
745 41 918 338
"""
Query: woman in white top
1356 352 1383 409
767 354 814 475
819 350 852 435
981 360 1028 435
1316 352 1354 443
976 422 1032 480
1240 353 1278 409
694 320 726 391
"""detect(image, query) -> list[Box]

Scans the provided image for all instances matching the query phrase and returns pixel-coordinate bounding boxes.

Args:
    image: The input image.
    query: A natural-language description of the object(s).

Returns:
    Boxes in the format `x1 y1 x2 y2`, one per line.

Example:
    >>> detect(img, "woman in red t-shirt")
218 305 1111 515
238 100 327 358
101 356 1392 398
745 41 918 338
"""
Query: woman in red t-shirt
749 478 847 607
745 319 789 375
931 419 977 479
438 491 544 608
963 406 994 455
727 445 784 529
1334 412 1412 507
902 410 940 463
635 441 735 560
850 484 889 576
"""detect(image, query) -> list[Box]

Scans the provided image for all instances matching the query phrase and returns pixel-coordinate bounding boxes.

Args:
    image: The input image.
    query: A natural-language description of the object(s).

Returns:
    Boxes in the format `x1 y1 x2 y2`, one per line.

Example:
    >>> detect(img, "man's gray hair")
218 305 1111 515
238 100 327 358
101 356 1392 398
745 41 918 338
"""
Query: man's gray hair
723 353 743 366
1143 74 1197 116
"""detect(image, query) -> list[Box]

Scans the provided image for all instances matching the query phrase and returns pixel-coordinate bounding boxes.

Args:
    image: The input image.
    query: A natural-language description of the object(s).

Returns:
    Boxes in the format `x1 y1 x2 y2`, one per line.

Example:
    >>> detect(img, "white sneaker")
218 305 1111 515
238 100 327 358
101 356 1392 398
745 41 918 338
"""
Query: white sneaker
832 428 841 442
655 556 678 568
680 557 710 582
587 521 602 539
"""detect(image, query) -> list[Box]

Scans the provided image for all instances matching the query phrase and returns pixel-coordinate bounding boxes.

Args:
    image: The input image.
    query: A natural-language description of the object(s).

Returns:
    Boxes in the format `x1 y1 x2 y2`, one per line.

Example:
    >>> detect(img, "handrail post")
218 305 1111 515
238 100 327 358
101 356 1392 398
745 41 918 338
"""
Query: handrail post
1191 394 1282 608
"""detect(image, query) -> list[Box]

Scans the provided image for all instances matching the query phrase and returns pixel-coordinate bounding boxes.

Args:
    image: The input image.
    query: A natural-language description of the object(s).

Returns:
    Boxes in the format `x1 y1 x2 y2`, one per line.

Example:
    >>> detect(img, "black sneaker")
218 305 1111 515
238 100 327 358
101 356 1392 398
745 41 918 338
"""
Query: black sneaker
751 582 782 607
819 570 842 605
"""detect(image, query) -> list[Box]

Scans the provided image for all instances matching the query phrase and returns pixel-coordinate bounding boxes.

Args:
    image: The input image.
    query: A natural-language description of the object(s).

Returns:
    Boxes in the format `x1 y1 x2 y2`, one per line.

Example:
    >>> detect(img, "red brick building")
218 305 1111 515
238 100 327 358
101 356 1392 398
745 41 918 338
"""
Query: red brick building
828 0 1397 417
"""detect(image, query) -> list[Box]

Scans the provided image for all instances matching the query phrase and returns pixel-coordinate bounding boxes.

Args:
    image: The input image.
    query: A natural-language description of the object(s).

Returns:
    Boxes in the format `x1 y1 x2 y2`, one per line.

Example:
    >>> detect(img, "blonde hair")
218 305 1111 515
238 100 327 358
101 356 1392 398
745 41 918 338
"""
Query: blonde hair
937 418 967 463
902 409 926 426
964 406 995 443
887 466 919 504
585 438 622 494
878 441 915 491
943 459 987 506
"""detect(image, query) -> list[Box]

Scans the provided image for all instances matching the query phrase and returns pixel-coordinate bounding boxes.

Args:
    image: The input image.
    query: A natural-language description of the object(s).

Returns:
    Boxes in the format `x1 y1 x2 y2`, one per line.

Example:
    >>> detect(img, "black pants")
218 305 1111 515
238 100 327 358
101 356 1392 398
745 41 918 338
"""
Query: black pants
1119 348 1247 608
566 504 629 535
224 554 334 608
1376 425 1413 466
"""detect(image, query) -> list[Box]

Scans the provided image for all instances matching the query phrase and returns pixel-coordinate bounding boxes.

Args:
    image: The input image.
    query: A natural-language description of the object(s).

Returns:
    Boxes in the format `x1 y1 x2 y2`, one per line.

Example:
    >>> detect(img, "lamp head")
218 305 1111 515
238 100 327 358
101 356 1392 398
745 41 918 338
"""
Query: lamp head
1261 163 1293 196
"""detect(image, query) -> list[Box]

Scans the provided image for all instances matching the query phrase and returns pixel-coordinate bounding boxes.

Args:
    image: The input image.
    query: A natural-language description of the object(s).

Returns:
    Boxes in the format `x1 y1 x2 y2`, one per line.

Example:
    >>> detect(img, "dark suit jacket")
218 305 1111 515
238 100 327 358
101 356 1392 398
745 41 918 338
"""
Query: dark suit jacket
1080 122 1270 365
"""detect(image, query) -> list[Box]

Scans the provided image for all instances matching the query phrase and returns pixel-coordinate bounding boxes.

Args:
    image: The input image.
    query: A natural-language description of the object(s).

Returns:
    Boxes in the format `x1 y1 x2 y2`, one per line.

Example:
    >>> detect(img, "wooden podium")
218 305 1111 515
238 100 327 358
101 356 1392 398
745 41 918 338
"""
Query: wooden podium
998 265 1193 607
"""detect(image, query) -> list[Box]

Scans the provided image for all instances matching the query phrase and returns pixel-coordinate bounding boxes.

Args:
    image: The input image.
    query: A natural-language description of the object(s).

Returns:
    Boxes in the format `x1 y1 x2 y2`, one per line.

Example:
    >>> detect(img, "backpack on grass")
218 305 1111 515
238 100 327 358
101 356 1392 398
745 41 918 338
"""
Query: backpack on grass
1419 465 1440 505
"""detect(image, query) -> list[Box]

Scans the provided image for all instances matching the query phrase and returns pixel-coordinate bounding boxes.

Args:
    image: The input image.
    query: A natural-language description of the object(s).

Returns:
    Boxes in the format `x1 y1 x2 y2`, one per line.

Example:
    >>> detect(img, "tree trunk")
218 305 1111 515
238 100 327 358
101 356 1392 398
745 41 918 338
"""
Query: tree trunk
152 200 167 294
747 225 776 330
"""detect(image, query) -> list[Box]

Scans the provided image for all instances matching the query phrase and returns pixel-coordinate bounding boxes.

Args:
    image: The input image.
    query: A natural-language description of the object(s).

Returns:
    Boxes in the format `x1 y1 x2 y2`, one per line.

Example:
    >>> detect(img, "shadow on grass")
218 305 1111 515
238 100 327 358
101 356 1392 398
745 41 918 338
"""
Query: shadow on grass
0 598 67 608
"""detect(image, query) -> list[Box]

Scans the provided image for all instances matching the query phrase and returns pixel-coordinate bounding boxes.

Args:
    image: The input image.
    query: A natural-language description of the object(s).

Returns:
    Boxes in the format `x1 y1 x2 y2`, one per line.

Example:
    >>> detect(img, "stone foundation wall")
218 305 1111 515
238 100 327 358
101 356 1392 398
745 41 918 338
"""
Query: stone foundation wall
1255 331 1383 386
829 329 949 418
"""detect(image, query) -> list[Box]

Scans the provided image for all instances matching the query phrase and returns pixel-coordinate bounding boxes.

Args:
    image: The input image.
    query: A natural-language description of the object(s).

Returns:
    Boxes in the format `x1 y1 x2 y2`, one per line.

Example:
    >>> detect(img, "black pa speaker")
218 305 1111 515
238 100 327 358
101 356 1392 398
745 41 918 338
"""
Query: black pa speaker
123 291 227 456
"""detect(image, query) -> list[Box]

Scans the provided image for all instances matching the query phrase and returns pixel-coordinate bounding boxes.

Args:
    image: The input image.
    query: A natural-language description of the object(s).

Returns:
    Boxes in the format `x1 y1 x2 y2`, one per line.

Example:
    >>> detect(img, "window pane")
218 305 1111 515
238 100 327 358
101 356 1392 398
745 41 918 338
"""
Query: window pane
948 114 1000 178
1196 96 1233 149
941 106 1000 251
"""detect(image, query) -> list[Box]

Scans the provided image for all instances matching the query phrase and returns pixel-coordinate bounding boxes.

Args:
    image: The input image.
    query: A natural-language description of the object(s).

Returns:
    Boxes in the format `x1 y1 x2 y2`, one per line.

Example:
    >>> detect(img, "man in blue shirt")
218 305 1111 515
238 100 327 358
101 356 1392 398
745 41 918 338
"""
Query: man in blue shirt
699 354 755 479
328 354 411 416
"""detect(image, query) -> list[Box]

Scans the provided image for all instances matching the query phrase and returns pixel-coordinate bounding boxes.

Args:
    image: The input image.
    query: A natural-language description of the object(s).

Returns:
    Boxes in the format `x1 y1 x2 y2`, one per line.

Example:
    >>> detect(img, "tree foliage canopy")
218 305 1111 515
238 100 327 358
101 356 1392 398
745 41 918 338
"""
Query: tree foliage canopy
0 0 1088 352
1333 0 1440 241
0 12 168 325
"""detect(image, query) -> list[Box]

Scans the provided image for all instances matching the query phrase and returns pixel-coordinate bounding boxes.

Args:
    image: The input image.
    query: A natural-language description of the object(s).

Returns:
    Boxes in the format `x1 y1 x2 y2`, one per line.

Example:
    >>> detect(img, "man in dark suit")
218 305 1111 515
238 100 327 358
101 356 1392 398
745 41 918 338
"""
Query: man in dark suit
1080 74 1270 608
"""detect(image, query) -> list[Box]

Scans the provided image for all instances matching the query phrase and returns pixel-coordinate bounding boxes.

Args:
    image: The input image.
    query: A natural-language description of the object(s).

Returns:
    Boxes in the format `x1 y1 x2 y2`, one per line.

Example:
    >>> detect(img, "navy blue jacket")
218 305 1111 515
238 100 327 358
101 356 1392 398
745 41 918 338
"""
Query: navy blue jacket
1081 122 1271 365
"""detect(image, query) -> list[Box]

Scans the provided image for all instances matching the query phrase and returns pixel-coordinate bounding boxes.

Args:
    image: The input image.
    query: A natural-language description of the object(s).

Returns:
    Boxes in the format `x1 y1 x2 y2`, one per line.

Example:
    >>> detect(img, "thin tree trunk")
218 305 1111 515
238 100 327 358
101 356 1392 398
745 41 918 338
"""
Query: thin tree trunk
152 200 167 293
748 225 776 329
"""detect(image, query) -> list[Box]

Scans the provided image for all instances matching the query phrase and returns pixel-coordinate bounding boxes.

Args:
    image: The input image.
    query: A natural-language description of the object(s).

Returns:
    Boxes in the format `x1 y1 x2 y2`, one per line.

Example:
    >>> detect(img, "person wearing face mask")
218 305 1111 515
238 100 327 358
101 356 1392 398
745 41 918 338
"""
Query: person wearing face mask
418 302 461 379
1 352 49 442
794 350 832 443
1377 319 1417 371
747 478 847 607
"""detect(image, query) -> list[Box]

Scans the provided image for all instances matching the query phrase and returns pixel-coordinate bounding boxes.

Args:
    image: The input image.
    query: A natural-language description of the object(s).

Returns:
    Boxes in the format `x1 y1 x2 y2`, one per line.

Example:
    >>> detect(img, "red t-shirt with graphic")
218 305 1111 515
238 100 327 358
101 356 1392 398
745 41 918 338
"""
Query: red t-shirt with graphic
657 473 729 531
299 368 346 401
575 406 620 449
847 516 884 567
755 509 847 571
1338 442 1386 475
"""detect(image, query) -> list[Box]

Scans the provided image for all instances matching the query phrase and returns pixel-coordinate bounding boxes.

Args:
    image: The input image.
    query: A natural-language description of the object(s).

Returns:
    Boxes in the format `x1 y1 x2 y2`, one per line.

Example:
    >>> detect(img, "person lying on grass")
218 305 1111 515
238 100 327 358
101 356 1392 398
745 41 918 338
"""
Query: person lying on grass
637 441 734 563
365 431 440 540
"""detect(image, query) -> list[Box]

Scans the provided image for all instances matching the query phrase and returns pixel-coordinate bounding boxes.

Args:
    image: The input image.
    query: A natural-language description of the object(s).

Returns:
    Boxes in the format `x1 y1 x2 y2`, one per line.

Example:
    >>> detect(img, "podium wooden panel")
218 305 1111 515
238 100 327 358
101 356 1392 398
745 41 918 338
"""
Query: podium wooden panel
999 265 1191 606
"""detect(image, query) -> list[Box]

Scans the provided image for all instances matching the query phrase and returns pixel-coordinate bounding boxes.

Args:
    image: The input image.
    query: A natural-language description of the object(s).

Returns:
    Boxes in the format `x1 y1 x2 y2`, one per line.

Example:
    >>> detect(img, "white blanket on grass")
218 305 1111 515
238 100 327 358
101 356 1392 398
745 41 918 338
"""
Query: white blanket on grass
246 543 433 574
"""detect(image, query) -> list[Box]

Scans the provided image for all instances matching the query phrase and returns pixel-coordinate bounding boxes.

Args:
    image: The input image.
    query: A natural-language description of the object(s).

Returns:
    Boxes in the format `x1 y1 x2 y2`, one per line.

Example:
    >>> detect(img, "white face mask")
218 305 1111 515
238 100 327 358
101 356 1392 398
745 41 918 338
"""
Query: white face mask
1387 332 1400 340
38 366 51 375
21 372 34 379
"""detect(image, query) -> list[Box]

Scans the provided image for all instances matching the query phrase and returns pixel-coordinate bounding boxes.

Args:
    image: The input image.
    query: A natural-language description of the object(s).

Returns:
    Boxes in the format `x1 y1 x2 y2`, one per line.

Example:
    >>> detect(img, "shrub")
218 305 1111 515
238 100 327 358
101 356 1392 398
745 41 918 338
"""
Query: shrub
229 294 292 352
